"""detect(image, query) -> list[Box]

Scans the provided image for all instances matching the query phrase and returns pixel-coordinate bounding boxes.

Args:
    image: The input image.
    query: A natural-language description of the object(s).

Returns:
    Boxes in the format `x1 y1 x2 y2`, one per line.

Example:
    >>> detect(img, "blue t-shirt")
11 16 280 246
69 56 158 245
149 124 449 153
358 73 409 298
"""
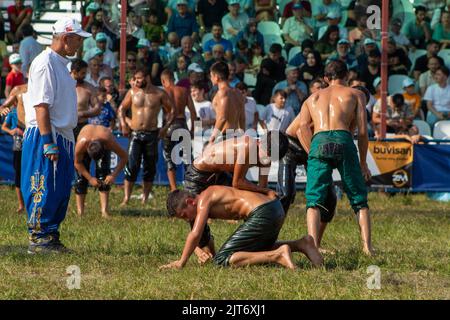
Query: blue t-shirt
88 102 116 128
5 109 18 130
167 12 199 39
203 38 233 54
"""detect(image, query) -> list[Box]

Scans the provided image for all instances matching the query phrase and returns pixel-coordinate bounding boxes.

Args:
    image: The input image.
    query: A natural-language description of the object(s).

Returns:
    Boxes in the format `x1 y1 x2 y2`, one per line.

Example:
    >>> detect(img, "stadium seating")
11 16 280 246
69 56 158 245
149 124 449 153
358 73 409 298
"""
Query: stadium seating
413 120 432 136
388 75 409 95
437 49 450 69
408 49 427 73
433 120 450 139
257 21 281 36
244 72 257 87
288 46 302 62
277 0 291 19
263 34 284 54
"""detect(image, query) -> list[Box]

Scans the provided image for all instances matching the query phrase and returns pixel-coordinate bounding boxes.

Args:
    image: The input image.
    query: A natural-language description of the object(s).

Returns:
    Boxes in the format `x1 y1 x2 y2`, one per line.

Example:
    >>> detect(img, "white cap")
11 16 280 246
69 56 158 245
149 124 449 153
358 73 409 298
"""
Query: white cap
9 53 22 65
52 17 91 37
188 63 203 73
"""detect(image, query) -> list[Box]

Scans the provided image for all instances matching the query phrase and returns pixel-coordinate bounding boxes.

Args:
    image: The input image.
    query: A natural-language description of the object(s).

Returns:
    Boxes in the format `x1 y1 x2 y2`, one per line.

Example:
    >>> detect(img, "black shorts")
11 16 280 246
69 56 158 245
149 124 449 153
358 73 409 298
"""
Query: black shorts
75 151 112 194
277 134 337 222
163 118 190 171
13 150 22 188
73 122 87 141
184 165 233 195
213 199 285 267
124 130 159 182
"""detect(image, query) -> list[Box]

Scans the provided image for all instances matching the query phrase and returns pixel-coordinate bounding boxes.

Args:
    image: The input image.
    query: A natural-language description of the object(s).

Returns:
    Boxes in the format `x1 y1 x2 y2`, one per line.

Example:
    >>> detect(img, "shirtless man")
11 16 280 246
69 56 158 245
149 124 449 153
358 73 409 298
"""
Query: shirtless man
118 68 175 205
74 124 128 218
160 69 197 191
0 83 27 213
298 60 374 256
70 59 101 140
208 61 246 145
160 186 323 270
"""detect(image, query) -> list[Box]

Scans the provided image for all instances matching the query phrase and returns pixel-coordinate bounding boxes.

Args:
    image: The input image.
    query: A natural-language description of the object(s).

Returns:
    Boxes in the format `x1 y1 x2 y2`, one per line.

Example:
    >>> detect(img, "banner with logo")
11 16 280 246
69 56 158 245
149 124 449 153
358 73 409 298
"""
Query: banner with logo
367 141 413 189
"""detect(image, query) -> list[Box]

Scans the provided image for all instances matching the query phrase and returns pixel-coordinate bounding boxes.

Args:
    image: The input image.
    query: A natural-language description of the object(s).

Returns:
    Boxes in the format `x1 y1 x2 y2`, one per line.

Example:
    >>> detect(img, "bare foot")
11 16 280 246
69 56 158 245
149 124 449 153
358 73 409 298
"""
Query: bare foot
102 212 111 219
77 211 84 217
275 244 296 270
363 246 376 256
17 207 24 213
119 199 129 207
298 235 324 267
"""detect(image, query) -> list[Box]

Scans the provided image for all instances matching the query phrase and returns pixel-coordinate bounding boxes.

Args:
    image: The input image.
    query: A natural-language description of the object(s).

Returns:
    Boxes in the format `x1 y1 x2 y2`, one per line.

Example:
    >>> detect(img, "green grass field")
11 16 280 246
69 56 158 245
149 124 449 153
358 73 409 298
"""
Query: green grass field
0 185 449 299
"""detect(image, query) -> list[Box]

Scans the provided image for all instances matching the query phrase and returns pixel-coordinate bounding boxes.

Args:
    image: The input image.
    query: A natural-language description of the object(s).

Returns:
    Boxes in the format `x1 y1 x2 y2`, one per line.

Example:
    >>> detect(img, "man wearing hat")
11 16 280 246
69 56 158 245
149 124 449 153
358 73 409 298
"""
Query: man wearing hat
356 38 378 67
272 65 307 116
82 21 112 56
221 0 249 46
167 0 199 41
83 32 118 70
390 18 410 51
136 38 163 85
282 3 314 53
5 53 25 98
326 39 358 70
177 63 206 90
22 17 91 254
313 0 342 29
317 10 348 41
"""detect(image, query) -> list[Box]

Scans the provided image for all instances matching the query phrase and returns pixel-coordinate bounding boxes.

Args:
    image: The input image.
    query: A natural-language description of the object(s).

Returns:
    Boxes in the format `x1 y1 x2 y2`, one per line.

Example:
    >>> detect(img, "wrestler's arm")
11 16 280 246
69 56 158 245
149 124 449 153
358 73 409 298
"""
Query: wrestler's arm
35 103 59 162
159 90 176 138
209 94 227 144
118 90 132 136
104 137 128 185
356 92 371 181
0 87 19 115
186 91 197 137
80 89 102 118
298 99 313 154
74 141 101 187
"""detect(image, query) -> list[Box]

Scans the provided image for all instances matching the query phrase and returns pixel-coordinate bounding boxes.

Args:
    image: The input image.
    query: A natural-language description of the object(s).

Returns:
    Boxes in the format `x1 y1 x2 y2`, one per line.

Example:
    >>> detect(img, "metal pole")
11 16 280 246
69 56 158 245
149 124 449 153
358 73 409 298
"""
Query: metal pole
119 0 127 95
380 0 389 138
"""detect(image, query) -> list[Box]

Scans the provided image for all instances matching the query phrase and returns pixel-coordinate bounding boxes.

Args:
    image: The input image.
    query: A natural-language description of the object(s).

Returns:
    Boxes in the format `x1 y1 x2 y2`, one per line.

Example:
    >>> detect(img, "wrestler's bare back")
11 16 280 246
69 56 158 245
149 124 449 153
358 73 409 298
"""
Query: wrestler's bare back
200 186 276 220
164 85 189 119
129 86 165 131
212 87 246 131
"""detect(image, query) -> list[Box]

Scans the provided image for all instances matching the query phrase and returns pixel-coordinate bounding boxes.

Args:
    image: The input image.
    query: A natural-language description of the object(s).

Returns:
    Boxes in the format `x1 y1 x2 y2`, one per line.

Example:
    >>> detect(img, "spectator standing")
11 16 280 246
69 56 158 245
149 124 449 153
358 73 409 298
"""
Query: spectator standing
167 0 199 41
19 24 42 76
272 65 307 115
261 89 295 132
424 66 450 127
88 87 116 129
5 54 25 98
403 5 432 50
282 3 314 53
190 80 216 131
222 0 249 46
99 76 120 112
85 51 113 88
197 0 229 33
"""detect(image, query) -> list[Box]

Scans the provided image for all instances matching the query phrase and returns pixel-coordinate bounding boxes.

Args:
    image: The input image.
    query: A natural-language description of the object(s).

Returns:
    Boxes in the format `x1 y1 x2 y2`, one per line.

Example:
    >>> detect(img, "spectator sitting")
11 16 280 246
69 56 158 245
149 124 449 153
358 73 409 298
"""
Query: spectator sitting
288 38 313 67
372 93 415 136
234 56 248 82
423 66 450 127
5 54 24 98
348 14 376 53
236 82 259 132
254 0 276 22
83 21 113 56
129 10 146 39
203 23 233 61
167 0 199 41
404 5 432 50
247 42 264 74
318 11 348 43
205 44 227 72
260 89 295 132
419 56 445 96
88 87 116 129
298 51 323 86
85 53 113 88
143 9 164 42
6 0 33 42
386 38 411 76
272 65 307 115
18 24 42 77
84 32 118 70
136 38 163 84
221 0 249 47
164 32 182 60
432 10 450 49
282 3 314 54
281 0 313 26
326 39 358 70
349 78 377 120
169 36 205 71
359 49 381 94
315 25 340 61
390 18 410 52
413 40 445 81
197 0 229 33
235 18 265 50
174 55 189 83
402 78 423 120
356 38 378 68
235 39 250 63
262 43 287 83
166 0 196 18
252 58 278 105
190 80 216 131
308 77 327 94
228 61 241 88
99 76 120 112
313 0 342 30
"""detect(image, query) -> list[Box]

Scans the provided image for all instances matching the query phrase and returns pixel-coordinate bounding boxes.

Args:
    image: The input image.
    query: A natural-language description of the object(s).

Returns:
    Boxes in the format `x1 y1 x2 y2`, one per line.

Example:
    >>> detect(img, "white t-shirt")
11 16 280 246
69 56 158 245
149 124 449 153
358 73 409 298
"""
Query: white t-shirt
194 100 216 121
262 104 296 133
24 48 77 141
245 97 258 130
423 83 450 113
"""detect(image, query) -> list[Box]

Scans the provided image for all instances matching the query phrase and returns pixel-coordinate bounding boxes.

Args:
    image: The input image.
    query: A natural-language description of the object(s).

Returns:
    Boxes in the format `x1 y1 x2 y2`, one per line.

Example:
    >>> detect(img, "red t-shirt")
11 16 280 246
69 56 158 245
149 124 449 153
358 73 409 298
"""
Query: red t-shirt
7 5 33 32
283 1 312 18
6 71 25 90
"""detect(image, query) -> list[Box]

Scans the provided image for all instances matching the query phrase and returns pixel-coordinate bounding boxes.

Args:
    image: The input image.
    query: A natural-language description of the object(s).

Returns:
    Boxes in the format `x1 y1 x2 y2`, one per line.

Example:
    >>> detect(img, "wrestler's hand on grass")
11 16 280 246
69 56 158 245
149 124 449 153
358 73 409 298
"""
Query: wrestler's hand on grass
104 175 116 185
158 260 184 270
43 144 59 162
360 162 371 181
89 177 102 188
195 249 213 265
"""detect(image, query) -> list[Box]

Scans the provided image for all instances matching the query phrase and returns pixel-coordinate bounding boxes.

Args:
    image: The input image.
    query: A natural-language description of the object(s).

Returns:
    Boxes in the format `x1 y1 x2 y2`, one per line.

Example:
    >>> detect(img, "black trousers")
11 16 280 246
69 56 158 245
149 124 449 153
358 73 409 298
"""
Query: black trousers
124 130 159 182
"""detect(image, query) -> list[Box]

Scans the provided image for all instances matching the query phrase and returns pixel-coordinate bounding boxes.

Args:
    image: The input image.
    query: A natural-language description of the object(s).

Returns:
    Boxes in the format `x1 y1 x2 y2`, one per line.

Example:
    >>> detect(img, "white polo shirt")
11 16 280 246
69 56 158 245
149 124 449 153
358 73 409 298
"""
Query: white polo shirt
24 47 78 142
423 83 450 113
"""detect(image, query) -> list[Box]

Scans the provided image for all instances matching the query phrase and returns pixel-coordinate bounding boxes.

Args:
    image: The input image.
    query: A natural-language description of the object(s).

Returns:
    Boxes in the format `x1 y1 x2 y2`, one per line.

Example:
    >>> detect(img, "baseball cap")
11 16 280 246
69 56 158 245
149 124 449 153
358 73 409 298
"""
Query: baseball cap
338 39 350 45
373 77 381 88
293 3 303 10
176 0 188 5
95 32 108 42
402 78 415 88
364 38 376 46
52 17 91 37
92 47 104 58
228 0 240 6
137 38 151 48
188 63 203 73
326 11 341 19
9 53 22 65
86 2 100 14
285 65 298 75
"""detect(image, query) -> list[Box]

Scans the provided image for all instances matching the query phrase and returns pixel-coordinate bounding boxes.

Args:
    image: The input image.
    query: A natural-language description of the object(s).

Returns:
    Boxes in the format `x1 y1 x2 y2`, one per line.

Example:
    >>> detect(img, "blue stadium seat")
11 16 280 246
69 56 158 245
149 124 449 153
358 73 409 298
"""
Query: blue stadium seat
244 72 257 87
437 49 450 69
288 46 302 62
413 120 431 136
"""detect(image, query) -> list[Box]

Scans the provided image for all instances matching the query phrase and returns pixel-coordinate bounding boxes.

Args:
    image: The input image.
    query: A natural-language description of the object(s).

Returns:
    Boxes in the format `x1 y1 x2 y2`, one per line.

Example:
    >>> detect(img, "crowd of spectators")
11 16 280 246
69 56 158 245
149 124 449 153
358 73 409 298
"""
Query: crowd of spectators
1 0 450 140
